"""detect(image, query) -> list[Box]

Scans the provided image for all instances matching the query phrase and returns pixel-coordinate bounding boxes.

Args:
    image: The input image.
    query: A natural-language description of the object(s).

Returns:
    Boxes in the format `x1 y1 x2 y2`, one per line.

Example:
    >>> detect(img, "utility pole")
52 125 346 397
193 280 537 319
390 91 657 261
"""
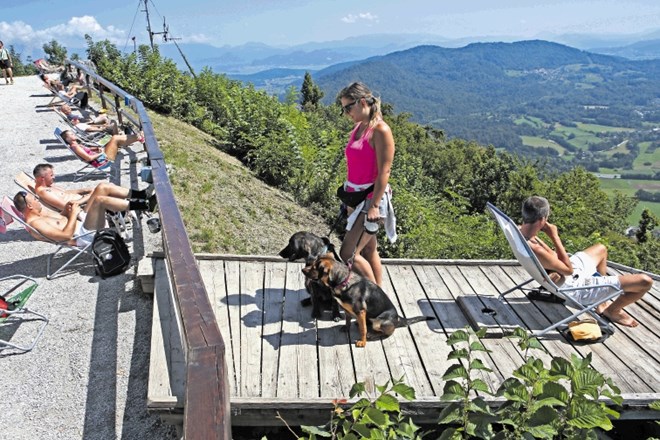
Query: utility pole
143 0 155 50
141 0 196 78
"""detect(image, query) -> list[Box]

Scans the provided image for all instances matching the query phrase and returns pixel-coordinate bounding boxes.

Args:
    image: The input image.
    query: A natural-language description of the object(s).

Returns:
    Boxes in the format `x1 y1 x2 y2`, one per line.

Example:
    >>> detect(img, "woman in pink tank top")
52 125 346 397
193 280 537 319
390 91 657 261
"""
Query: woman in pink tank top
337 82 396 287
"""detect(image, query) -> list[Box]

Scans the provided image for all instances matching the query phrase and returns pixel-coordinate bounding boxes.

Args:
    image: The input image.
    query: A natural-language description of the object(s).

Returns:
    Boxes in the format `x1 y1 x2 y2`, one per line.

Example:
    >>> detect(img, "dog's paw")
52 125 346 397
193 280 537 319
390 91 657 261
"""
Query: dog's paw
300 297 312 307
355 340 366 348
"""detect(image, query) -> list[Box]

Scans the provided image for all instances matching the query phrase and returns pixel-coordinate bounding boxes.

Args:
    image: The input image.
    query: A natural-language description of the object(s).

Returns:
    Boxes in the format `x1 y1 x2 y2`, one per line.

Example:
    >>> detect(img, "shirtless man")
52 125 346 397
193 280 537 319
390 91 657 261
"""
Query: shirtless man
32 163 153 212
519 196 653 327
13 191 136 247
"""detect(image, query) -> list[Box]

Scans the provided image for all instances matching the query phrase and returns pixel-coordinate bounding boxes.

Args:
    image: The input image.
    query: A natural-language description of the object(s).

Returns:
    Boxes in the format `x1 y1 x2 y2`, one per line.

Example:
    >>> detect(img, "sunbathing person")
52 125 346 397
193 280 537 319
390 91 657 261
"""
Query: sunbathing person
60 129 143 168
59 104 118 135
13 190 150 247
33 163 153 212
520 196 653 327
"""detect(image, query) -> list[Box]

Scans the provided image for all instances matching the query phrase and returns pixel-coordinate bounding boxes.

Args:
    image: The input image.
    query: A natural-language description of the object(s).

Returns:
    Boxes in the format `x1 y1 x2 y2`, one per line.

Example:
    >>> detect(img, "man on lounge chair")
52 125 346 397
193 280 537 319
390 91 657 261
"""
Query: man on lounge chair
32 163 154 212
13 190 151 247
519 196 653 327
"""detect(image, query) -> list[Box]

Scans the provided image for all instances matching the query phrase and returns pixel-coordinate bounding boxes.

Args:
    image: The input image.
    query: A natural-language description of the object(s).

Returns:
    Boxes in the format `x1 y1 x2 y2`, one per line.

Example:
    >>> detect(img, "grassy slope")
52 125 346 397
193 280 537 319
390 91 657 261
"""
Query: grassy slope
147 110 330 255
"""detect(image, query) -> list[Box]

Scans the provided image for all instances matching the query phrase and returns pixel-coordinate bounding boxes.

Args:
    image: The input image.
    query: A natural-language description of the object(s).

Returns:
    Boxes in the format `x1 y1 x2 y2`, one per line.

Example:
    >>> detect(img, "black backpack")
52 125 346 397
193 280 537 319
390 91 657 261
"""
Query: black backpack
91 228 131 279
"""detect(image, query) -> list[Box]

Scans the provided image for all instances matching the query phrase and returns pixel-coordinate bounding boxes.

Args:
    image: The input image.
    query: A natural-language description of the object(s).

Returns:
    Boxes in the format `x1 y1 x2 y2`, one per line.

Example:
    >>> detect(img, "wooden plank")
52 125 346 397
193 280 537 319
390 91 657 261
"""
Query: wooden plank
413 264 503 392
277 262 320 398
313 270 356 397
344 273 392 392
387 265 447 396
148 258 184 408
505 265 660 393
224 260 244 396
441 265 527 383
239 261 266 398
490 265 653 395
199 259 237 396
261 261 286 398
379 266 435 396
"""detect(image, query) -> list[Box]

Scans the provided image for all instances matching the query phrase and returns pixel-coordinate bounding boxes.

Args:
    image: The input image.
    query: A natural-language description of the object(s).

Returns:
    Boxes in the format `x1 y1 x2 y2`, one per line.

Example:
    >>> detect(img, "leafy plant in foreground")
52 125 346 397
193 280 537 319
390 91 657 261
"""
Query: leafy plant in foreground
438 327 623 439
290 378 424 440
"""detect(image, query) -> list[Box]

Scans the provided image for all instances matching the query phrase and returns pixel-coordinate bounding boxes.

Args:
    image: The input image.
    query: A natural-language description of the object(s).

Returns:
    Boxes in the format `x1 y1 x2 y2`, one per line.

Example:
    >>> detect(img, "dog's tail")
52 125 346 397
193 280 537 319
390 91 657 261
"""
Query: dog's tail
396 315 435 328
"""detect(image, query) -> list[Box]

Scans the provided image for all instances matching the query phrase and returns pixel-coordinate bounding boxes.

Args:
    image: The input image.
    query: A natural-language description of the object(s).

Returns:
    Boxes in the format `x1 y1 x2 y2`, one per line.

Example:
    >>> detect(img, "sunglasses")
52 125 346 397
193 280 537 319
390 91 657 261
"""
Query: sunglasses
342 99 360 114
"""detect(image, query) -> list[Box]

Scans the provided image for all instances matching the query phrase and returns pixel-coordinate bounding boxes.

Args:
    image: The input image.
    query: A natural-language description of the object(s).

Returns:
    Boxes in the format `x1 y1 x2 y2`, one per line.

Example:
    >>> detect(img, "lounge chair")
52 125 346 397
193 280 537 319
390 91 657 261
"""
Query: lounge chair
52 106 111 144
1 196 95 280
14 171 135 240
0 275 48 353
486 202 618 336
53 127 112 182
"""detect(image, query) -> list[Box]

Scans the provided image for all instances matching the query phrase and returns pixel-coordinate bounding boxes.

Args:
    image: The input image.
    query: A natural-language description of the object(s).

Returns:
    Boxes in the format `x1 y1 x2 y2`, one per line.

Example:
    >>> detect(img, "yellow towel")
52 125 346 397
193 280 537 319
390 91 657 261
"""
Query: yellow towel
568 318 602 341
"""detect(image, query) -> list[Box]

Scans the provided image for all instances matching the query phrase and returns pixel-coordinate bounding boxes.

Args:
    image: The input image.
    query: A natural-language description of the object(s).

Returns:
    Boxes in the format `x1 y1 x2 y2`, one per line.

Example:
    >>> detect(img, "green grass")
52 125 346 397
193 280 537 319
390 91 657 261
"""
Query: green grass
632 142 660 172
598 177 660 223
521 135 566 154
146 109 331 255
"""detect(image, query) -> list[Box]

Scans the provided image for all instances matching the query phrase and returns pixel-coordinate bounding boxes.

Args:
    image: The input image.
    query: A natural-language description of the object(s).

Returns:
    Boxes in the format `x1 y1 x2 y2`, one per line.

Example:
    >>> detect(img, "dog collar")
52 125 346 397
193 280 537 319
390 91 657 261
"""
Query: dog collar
336 261 353 290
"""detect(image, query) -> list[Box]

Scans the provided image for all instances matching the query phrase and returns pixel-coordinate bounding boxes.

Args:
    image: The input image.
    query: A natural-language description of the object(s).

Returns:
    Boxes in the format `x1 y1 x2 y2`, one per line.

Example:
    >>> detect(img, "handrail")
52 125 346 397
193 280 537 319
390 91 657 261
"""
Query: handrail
67 60 231 439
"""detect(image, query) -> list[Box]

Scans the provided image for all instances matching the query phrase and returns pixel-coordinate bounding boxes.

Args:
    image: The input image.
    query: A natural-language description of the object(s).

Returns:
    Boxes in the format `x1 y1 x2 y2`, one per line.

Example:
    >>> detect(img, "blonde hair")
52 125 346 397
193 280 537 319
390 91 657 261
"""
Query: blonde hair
338 82 382 127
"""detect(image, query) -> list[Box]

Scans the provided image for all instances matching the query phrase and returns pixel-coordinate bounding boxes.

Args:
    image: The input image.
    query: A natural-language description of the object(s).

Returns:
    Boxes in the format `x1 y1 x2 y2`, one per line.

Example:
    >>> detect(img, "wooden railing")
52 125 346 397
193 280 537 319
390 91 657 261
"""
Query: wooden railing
67 60 231 439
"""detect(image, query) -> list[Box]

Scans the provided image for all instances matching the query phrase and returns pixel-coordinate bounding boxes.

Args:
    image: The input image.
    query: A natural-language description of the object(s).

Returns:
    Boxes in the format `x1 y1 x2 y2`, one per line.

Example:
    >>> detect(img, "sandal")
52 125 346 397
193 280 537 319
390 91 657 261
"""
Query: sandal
528 288 565 303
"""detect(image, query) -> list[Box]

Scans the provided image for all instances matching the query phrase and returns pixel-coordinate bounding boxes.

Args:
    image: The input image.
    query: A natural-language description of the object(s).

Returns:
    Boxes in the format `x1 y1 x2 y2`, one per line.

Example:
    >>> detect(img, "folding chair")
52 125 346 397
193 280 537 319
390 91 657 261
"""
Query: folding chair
0 275 48 352
1 196 95 280
54 127 112 182
52 106 110 144
486 202 619 336
15 171 135 240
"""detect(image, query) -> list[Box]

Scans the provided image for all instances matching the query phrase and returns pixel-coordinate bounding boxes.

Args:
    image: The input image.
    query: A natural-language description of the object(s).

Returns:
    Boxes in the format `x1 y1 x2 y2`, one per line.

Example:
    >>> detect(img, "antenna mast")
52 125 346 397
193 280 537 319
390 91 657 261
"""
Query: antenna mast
142 0 196 78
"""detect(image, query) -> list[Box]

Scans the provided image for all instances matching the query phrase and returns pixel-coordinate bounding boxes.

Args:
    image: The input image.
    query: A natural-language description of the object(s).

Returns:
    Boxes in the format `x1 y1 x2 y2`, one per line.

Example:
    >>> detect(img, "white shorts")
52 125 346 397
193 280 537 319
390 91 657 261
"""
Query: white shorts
76 222 95 248
562 252 621 305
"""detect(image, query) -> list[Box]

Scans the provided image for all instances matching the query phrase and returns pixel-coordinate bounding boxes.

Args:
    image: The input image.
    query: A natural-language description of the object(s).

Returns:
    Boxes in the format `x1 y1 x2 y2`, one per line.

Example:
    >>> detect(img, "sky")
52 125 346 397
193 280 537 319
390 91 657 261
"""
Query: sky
2 0 660 54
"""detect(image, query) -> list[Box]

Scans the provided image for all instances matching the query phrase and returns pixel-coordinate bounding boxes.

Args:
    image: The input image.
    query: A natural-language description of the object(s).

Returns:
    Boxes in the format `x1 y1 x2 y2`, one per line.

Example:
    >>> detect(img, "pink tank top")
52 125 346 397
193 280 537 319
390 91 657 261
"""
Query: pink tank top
345 122 378 186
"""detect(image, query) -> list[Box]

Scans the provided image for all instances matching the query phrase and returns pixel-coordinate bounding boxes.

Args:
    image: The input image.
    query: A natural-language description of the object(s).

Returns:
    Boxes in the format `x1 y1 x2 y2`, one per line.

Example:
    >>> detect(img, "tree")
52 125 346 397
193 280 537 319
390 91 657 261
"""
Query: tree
43 40 68 65
7 46 37 76
636 209 658 243
300 71 323 110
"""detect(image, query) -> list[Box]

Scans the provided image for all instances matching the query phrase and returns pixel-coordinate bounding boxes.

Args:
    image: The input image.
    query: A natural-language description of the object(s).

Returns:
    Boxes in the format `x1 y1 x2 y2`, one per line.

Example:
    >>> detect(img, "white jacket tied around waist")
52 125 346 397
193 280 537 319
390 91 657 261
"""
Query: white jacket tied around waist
344 181 397 243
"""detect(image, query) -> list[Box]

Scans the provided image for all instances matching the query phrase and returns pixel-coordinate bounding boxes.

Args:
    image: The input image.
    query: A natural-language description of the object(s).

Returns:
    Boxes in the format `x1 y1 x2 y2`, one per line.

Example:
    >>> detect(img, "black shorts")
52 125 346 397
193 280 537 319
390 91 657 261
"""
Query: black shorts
0 60 10 69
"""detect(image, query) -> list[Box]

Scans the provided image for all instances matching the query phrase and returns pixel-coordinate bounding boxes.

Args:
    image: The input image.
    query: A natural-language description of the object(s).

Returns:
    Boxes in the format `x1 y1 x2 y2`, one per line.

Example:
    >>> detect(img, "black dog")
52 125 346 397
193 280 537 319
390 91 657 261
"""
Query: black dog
279 232 342 321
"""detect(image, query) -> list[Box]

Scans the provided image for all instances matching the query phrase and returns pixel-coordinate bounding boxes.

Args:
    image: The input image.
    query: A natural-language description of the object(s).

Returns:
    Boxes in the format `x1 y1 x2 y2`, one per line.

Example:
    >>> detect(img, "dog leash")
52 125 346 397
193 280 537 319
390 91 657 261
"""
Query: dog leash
326 204 347 238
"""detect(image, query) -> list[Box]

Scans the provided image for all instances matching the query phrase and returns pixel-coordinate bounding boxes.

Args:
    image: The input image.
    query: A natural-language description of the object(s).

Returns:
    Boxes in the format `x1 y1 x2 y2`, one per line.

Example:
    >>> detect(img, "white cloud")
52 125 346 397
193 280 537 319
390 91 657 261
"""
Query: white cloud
341 12 379 24
182 33 212 44
0 16 125 52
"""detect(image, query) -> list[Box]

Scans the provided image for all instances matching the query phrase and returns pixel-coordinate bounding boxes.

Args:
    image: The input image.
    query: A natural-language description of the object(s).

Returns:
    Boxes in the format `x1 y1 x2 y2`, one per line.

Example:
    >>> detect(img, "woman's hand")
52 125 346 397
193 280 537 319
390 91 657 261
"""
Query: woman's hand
367 204 380 222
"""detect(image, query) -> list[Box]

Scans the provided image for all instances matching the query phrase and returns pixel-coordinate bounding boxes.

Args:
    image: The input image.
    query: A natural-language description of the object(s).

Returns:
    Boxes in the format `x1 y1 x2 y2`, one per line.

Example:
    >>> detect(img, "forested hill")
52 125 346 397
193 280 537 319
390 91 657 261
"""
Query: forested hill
314 40 660 150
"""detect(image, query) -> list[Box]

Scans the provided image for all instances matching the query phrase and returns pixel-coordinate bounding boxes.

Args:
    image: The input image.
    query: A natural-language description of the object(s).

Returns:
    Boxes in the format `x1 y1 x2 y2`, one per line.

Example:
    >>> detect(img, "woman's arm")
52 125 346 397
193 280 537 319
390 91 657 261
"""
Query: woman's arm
367 121 395 219
70 142 102 162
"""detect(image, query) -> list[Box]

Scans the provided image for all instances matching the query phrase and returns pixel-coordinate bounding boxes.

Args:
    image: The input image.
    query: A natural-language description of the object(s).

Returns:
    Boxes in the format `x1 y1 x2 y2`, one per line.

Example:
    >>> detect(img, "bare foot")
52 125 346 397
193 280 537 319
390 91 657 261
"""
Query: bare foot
602 308 639 327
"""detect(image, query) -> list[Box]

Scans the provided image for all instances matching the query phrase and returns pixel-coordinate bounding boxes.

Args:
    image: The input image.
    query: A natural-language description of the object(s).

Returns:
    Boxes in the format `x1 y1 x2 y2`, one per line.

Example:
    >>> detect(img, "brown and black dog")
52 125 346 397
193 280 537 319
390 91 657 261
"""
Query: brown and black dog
279 231 342 321
302 254 434 347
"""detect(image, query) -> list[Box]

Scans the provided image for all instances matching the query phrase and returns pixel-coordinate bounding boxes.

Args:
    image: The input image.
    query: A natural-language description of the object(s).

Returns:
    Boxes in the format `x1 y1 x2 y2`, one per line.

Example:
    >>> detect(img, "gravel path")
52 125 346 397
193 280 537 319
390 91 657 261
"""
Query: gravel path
0 77 177 439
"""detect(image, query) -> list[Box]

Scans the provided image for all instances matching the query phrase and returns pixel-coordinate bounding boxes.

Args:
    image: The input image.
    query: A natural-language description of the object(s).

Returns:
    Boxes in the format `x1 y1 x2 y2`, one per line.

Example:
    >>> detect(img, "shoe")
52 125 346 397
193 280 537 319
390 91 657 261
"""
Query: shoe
147 194 158 212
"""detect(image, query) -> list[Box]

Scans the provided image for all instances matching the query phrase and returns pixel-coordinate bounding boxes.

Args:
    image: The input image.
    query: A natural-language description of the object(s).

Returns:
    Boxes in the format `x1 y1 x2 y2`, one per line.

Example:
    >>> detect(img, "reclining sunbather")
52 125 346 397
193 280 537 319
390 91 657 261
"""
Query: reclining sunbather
13 190 149 248
33 163 154 212
59 104 118 135
520 196 653 327
60 129 143 168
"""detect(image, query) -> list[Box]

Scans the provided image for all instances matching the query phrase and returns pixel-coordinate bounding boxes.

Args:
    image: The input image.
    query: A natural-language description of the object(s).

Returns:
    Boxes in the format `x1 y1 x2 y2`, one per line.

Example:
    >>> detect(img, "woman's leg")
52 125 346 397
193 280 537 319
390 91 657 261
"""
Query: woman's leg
340 212 377 284
361 235 382 286
103 134 141 160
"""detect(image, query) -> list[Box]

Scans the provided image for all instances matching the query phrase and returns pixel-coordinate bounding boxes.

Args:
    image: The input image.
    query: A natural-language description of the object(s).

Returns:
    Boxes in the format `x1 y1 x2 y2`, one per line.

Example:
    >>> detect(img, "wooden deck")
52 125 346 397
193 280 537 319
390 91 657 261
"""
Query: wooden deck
148 255 660 426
